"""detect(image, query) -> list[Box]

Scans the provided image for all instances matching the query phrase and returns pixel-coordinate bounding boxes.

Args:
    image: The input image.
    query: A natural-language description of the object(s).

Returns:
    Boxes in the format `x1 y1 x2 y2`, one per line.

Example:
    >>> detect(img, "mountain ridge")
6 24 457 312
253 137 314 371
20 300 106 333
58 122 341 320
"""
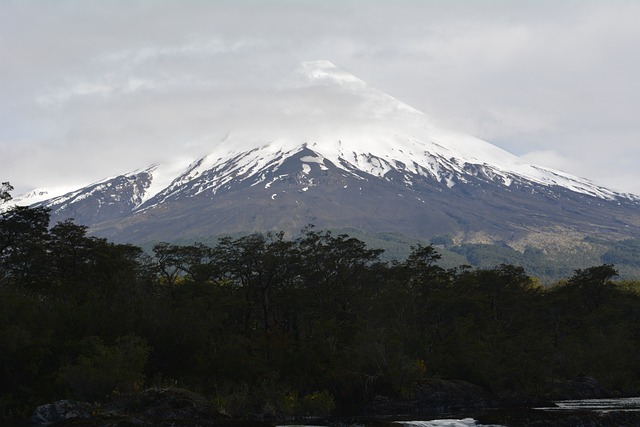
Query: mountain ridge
5 60 640 247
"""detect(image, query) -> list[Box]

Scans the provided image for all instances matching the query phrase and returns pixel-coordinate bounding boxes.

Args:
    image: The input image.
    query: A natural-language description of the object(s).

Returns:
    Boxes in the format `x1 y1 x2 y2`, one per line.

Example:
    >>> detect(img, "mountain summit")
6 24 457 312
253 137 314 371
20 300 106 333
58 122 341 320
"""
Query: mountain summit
11 61 640 246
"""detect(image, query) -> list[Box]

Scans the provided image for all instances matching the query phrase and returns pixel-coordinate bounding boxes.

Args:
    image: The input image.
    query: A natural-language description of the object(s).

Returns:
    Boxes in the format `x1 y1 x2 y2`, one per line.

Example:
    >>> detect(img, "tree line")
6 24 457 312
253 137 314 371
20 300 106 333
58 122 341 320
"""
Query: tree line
1 204 640 421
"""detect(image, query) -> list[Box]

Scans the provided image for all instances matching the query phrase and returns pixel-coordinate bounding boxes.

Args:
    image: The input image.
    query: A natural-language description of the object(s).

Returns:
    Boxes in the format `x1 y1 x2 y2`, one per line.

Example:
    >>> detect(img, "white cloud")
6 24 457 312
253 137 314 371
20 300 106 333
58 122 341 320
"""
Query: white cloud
1 0 640 195
520 150 582 176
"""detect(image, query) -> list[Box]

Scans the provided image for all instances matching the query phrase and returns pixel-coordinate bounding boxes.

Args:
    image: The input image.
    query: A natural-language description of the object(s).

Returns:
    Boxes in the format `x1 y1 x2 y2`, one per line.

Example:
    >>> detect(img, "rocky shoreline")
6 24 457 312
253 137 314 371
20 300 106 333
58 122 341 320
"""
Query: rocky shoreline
26 377 640 427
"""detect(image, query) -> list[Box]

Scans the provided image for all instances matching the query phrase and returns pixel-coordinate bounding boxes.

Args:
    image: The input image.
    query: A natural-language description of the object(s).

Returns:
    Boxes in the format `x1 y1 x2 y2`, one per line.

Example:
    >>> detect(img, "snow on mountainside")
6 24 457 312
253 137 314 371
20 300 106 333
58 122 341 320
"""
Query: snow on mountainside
130 60 634 207
138 131 630 210
7 60 640 244
2 186 78 212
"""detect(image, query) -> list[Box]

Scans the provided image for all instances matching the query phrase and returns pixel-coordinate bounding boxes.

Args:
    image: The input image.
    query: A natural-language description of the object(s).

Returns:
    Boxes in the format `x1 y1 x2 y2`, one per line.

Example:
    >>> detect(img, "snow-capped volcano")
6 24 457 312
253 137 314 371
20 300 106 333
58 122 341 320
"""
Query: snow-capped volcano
12 60 640 244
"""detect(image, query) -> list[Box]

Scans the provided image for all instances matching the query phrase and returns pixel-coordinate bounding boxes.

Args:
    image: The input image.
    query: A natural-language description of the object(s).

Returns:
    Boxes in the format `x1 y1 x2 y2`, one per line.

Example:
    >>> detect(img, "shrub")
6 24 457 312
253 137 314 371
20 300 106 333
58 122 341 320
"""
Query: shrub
58 335 150 401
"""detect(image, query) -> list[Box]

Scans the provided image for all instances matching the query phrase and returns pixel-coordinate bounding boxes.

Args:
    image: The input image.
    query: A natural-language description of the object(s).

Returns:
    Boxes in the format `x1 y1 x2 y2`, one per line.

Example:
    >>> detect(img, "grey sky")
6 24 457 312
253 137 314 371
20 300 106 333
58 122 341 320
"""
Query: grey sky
2 0 639 195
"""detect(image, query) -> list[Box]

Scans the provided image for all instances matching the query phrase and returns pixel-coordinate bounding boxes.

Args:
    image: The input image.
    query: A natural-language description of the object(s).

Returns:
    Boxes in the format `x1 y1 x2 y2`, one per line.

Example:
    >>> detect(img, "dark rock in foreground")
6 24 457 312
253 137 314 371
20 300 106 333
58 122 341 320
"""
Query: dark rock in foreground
30 388 233 427
366 379 492 416
30 400 93 426
549 374 615 400
30 383 640 427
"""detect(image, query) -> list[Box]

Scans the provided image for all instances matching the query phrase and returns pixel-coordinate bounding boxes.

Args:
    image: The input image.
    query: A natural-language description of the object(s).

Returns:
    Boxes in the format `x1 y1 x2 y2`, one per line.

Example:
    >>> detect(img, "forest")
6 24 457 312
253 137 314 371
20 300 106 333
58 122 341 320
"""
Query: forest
2 202 640 422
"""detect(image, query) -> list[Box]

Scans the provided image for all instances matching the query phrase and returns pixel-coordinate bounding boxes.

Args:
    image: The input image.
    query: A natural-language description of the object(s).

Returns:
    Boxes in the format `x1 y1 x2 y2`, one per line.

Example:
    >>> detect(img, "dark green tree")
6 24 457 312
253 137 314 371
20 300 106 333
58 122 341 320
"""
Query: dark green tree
48 220 96 289
568 264 618 312
153 242 211 286
0 206 51 287
212 232 298 333
0 181 13 202
474 264 534 322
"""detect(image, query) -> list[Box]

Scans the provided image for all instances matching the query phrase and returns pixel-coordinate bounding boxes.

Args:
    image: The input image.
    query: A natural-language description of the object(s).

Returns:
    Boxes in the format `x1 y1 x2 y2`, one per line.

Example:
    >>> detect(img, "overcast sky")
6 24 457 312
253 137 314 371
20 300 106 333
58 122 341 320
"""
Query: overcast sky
2 0 639 195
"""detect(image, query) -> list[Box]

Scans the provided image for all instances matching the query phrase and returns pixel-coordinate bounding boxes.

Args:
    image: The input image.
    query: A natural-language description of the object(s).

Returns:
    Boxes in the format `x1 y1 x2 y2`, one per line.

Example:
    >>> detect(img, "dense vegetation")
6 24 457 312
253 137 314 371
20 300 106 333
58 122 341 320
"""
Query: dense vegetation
248 229 640 283
2 204 640 422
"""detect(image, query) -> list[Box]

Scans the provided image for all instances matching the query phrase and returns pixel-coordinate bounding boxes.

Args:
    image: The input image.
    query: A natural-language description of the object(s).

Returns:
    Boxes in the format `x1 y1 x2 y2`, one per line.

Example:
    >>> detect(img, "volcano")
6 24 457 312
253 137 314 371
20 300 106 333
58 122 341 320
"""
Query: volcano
10 60 640 246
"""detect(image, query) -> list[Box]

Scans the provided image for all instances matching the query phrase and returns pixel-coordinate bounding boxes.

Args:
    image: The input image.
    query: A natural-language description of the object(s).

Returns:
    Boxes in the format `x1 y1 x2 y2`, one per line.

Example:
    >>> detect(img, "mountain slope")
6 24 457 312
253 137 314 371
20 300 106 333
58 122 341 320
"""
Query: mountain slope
12 60 640 246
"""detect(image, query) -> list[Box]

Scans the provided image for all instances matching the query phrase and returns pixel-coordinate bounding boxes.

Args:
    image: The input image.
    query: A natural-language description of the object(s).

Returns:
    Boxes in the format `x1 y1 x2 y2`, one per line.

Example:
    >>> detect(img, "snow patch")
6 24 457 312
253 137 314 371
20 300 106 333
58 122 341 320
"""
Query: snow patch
300 155 325 164
445 177 455 188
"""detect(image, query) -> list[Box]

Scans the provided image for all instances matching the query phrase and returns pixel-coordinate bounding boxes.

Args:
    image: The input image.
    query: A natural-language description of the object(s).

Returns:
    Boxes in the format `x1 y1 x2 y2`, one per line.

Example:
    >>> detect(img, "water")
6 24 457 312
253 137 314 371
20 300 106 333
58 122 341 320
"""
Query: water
279 419 505 427
278 398 640 427
541 397 640 412
395 419 504 427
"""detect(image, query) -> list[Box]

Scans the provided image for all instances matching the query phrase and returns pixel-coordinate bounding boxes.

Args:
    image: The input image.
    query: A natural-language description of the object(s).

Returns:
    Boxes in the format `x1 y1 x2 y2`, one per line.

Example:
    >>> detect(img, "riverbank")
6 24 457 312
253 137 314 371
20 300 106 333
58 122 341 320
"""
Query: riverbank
24 384 640 427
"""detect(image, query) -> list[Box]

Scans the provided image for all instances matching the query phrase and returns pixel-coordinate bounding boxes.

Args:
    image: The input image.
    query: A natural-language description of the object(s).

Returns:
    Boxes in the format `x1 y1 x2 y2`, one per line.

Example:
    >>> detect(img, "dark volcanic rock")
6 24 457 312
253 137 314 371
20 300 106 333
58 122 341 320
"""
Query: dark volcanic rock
30 400 92 425
101 387 221 423
550 375 614 400
494 391 555 410
367 379 492 416
31 388 229 427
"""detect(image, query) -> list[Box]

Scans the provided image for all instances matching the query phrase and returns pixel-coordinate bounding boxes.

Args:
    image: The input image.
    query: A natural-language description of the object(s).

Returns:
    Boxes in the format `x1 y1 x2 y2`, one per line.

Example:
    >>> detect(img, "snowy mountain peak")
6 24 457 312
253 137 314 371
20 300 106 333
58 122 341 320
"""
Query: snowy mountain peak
9 61 640 244
172 60 623 203
1 186 78 212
